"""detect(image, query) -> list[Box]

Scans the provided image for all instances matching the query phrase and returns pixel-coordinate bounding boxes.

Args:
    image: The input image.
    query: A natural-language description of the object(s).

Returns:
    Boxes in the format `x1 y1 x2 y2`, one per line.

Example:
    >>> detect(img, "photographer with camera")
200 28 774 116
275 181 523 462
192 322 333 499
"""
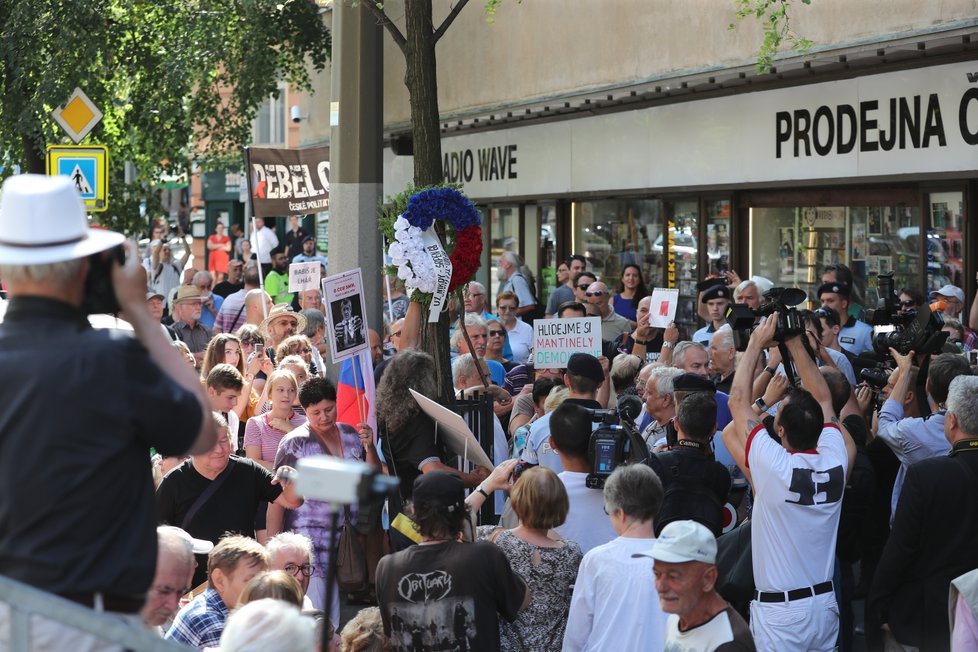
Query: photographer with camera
0 175 216 646
875 349 972 525
818 282 873 356
722 312 856 651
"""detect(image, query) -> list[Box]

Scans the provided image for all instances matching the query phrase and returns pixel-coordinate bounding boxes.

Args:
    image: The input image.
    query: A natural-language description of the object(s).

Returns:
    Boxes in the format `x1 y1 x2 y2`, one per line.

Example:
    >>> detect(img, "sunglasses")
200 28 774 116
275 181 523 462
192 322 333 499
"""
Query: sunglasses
489 330 505 337
899 300 915 307
576 284 591 291
585 291 606 297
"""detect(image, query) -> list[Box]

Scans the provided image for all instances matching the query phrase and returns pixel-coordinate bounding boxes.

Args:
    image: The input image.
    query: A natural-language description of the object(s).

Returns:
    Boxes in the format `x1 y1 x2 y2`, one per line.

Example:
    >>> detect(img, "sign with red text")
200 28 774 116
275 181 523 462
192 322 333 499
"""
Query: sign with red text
532 317 601 369
322 268 368 363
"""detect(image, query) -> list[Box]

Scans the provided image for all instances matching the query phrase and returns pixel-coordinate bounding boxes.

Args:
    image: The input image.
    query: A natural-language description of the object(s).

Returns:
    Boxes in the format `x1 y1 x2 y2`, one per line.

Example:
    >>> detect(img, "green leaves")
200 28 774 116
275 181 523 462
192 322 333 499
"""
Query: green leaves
729 0 813 73
0 0 331 234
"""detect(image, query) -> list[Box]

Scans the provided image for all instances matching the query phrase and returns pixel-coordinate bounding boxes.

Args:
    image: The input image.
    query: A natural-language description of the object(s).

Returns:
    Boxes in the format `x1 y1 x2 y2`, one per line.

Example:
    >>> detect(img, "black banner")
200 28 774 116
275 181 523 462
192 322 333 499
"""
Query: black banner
245 146 330 217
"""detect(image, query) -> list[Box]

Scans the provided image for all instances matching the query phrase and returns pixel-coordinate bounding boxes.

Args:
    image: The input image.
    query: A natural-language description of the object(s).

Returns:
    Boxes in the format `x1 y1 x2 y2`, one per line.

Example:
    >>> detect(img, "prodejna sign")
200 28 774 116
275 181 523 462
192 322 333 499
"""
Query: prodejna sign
382 61 978 199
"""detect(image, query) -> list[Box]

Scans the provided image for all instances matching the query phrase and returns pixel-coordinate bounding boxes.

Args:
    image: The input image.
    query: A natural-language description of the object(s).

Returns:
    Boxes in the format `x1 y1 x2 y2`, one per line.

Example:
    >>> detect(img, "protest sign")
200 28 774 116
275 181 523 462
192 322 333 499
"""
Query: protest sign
649 288 679 328
322 268 368 363
532 316 602 369
288 261 321 293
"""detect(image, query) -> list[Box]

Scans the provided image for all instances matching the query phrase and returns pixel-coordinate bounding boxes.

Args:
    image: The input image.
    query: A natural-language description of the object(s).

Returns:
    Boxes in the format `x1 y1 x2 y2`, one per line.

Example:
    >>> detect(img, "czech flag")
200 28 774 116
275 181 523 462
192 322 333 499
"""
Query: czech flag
336 350 377 441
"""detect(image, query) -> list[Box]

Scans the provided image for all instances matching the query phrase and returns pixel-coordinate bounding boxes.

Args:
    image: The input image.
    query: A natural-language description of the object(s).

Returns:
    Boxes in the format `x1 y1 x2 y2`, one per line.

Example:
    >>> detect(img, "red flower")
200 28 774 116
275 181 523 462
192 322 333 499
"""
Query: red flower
448 226 482 292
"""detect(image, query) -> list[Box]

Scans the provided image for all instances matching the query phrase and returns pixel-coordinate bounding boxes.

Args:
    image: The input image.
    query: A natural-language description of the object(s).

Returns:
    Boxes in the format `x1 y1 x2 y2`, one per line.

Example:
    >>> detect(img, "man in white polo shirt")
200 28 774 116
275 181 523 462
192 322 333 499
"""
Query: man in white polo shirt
722 313 855 651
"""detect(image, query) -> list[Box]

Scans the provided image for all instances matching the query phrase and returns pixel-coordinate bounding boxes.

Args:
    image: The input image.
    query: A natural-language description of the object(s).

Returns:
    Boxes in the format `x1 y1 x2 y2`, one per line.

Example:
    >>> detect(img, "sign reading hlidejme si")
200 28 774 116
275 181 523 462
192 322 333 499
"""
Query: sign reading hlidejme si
384 61 978 197
246 146 329 218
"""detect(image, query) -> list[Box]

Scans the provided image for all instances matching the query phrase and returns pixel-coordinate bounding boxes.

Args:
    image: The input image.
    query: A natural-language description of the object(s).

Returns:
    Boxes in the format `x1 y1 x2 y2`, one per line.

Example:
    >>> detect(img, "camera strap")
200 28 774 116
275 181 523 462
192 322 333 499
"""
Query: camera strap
674 439 707 452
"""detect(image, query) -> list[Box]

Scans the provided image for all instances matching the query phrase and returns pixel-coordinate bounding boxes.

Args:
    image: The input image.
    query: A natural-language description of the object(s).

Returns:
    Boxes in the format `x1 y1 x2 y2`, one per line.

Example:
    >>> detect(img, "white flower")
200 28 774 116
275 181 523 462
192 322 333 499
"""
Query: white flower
393 215 410 231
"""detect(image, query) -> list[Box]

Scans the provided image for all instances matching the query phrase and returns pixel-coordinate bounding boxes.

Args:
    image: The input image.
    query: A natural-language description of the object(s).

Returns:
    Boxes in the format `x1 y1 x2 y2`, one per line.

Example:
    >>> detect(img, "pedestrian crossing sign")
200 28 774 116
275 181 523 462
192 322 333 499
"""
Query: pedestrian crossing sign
46 145 108 212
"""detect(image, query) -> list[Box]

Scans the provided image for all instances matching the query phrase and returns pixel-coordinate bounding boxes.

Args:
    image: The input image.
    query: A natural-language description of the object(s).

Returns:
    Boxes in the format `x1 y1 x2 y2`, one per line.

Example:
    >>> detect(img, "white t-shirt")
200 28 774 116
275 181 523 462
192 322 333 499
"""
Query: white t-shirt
563 536 668 652
504 318 534 365
664 607 754 651
250 226 279 264
746 422 848 592
555 471 617 554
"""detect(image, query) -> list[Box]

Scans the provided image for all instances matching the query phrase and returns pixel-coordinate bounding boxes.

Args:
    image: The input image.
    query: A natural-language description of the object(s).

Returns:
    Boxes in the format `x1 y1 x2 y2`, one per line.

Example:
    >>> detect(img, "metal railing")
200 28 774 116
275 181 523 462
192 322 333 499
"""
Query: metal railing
0 575 183 651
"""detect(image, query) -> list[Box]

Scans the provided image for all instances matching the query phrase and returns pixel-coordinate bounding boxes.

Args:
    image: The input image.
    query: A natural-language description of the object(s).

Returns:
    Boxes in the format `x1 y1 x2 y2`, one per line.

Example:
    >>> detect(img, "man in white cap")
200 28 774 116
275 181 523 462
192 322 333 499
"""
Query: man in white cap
932 283 977 350
0 175 215 646
142 526 212 633
634 520 755 650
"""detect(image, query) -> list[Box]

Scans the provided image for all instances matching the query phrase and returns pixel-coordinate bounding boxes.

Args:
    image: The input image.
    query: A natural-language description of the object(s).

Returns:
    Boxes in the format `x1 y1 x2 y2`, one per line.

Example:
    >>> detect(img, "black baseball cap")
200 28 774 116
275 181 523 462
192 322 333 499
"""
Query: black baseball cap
566 352 603 384
412 471 465 512
672 373 717 393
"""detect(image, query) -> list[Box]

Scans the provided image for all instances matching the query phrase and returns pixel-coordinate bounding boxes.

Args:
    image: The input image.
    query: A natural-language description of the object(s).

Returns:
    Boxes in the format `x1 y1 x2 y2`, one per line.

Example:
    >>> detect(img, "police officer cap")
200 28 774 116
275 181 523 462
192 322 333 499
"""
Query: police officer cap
695 277 727 293
672 373 717 393
817 281 851 298
566 353 604 384
700 285 730 303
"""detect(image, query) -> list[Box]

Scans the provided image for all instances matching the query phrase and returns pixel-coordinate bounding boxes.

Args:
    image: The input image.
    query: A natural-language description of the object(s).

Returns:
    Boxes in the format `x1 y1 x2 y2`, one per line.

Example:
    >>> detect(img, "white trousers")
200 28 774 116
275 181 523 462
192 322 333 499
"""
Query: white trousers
750 591 840 652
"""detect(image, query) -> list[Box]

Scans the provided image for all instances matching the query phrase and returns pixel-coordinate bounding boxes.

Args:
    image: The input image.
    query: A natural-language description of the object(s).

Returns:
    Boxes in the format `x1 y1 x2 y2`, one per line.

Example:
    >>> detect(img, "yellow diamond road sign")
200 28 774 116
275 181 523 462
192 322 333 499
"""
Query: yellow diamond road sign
52 88 103 144
46 145 109 212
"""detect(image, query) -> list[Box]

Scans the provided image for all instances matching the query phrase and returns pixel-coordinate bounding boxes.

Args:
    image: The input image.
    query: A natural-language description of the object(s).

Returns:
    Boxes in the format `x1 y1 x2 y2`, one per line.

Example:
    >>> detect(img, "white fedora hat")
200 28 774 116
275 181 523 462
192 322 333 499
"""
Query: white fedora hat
0 174 124 265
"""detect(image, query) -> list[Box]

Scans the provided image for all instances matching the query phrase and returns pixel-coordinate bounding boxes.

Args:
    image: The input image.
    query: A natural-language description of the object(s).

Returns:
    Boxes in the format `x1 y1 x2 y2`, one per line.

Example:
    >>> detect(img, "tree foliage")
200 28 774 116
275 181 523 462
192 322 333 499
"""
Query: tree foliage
0 0 330 234
730 0 813 72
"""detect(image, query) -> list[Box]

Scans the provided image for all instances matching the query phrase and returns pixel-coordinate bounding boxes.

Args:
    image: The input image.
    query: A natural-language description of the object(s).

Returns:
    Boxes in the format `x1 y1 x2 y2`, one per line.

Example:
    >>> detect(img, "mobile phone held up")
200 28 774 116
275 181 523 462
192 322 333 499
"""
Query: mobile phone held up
81 244 126 315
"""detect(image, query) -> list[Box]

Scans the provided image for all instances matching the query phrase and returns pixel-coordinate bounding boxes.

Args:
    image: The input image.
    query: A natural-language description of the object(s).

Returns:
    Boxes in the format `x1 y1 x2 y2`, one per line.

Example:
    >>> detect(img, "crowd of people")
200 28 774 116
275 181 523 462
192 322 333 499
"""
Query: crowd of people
2 174 978 652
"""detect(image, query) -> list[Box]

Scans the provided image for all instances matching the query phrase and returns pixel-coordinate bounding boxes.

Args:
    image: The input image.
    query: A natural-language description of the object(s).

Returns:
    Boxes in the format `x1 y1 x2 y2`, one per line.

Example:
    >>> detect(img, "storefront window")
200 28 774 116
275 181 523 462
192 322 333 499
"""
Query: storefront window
488 205 520 301
751 204 922 309
705 200 732 277
928 192 965 292
571 198 665 290
663 200 699 330
531 203 559 307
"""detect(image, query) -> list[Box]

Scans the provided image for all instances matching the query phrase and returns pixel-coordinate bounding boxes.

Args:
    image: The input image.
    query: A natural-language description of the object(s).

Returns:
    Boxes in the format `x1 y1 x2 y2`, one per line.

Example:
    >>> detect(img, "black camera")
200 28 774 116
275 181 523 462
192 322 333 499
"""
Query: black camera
725 287 807 351
870 273 948 357
80 244 127 315
584 395 645 489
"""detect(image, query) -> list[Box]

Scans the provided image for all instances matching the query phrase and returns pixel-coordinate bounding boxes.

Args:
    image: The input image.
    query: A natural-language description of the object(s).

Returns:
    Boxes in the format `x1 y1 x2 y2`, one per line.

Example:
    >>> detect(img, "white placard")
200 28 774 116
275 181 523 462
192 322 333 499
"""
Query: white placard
421 229 453 323
648 288 679 328
532 316 602 369
288 262 322 292
322 268 369 363
409 389 494 469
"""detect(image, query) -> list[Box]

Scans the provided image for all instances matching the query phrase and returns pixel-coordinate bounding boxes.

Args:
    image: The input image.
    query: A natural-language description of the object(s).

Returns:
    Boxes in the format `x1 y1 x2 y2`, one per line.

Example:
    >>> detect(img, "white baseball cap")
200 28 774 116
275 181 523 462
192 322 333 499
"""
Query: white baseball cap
158 525 214 555
932 284 965 304
632 520 717 564
0 174 124 265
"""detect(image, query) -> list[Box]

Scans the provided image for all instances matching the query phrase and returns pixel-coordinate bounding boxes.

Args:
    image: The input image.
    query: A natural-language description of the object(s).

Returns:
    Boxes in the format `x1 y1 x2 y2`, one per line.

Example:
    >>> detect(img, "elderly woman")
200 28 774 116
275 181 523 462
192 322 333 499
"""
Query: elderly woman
475 465 583 651
376 350 490 550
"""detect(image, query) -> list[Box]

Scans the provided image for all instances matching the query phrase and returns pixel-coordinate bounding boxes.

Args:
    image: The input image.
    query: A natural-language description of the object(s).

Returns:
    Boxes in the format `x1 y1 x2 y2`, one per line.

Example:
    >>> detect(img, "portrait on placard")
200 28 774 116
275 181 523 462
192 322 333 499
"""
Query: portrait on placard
321 268 370 363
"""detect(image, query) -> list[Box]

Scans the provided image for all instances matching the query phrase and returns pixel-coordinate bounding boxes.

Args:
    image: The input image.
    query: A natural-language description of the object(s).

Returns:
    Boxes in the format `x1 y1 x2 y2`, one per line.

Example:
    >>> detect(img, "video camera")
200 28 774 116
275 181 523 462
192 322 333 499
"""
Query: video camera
584 395 646 489
725 287 808 352
869 273 948 358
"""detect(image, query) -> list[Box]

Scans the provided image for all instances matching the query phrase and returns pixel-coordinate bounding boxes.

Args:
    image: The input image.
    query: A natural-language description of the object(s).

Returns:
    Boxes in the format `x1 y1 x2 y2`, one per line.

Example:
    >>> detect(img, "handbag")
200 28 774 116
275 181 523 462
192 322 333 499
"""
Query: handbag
336 505 369 593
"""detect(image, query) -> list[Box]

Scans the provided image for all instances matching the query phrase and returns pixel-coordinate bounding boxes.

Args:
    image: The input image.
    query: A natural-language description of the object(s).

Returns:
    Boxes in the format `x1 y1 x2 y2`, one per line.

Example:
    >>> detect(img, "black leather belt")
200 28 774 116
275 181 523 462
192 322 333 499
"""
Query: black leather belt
58 592 145 614
754 581 833 603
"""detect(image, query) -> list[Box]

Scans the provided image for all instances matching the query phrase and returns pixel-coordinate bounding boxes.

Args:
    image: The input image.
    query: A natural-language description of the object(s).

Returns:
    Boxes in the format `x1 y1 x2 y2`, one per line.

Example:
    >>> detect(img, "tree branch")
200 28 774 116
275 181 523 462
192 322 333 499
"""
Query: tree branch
362 2 407 53
433 0 472 43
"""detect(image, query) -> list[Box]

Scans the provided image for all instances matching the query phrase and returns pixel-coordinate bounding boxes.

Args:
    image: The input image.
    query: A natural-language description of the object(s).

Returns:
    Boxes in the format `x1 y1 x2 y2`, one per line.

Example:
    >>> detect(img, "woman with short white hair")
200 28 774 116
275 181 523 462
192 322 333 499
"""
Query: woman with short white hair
219 598 314 652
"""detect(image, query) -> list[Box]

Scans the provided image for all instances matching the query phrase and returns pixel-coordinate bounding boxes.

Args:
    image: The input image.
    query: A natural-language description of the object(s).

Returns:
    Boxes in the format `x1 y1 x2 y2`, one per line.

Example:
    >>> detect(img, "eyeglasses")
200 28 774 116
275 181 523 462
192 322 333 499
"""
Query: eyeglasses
497 305 516 312
585 291 606 297
899 300 915 307
489 330 505 337
285 563 316 577
576 284 591 291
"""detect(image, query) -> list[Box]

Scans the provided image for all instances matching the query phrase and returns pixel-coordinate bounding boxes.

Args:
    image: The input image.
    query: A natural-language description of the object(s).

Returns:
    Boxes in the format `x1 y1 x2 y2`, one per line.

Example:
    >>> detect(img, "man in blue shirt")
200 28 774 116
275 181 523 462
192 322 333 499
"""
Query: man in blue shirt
693 284 731 347
291 235 328 268
819 282 872 355
166 535 269 647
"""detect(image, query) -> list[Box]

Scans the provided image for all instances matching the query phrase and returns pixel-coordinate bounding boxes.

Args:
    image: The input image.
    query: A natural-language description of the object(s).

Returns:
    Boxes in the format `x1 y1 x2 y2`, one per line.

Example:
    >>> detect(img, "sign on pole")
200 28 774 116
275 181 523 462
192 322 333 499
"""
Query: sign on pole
45 145 109 212
322 268 369 363
288 261 322 293
245 146 330 218
532 316 602 369
51 88 103 144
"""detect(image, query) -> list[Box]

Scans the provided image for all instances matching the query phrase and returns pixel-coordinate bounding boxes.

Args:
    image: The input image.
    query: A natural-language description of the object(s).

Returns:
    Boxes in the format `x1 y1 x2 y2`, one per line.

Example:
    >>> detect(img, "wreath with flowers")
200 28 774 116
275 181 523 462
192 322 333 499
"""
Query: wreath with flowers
381 185 483 304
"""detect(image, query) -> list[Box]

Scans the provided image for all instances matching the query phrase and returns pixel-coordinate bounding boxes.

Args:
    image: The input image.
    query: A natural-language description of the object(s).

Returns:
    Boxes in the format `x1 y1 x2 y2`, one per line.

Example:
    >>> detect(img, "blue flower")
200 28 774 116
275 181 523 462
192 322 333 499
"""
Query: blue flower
403 187 481 232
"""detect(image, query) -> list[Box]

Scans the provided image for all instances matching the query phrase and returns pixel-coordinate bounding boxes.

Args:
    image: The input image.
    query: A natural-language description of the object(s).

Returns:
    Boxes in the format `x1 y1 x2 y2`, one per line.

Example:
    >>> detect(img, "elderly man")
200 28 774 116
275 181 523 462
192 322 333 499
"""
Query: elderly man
932 284 976 349
193 270 223 331
156 413 302 588
463 281 494 320
213 258 244 298
171 285 212 362
214 265 260 335
708 324 737 393
298 288 324 313
584 280 631 342
0 175 213 643
628 295 666 362
264 245 294 306
142 526 211 632
564 464 667 651
641 366 683 449
496 251 537 318
244 288 273 329
635 520 755 650
546 255 587 318
267 531 316 609
166 534 270 648
148 289 178 341
693 283 731 347
818 282 872 355
870 376 978 651
733 279 763 310
262 303 307 355
300 308 329 375
451 313 506 386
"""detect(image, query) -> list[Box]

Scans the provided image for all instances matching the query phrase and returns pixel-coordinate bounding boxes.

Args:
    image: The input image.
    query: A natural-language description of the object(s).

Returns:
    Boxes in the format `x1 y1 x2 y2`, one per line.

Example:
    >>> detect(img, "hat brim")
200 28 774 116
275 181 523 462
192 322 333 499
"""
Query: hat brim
0 228 125 265
631 549 708 564
260 310 308 336
190 537 214 555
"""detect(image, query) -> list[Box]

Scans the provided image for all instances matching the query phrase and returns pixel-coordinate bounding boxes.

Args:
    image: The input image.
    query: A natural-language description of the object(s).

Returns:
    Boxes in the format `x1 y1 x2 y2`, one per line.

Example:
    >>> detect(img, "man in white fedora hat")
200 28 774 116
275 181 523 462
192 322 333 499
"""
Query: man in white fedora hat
0 174 216 650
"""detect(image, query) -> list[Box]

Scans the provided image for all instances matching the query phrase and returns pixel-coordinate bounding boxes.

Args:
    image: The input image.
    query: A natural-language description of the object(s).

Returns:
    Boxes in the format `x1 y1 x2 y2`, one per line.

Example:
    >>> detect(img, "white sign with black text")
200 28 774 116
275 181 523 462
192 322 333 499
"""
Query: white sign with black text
532 317 602 369
322 268 369 363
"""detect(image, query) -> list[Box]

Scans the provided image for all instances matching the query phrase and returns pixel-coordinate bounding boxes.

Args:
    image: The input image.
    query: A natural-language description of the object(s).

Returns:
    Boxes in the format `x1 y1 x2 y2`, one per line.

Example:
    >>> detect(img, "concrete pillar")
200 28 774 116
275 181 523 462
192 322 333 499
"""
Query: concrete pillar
328 1 384 335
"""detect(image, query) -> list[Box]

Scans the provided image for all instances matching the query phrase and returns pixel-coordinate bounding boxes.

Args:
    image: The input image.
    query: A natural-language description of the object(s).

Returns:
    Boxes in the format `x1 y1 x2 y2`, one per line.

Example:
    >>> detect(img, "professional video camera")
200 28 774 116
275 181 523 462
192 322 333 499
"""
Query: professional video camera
584 395 646 489
869 273 948 357
725 286 808 352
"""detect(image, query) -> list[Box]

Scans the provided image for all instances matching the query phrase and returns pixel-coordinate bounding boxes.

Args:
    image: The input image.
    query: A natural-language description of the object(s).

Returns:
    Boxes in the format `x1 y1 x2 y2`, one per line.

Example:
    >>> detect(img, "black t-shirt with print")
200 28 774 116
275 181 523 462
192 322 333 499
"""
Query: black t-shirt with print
376 540 526 652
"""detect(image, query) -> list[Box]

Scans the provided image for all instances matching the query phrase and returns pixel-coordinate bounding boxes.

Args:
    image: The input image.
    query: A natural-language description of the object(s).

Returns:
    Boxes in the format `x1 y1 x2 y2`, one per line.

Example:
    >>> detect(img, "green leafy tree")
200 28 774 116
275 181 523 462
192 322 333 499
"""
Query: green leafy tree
730 0 813 72
0 0 330 234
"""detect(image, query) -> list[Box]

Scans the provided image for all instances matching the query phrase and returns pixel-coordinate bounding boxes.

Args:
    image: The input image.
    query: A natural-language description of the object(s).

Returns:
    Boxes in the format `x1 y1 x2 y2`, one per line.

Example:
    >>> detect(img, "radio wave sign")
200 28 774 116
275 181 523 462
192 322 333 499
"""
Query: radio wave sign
45 145 109 212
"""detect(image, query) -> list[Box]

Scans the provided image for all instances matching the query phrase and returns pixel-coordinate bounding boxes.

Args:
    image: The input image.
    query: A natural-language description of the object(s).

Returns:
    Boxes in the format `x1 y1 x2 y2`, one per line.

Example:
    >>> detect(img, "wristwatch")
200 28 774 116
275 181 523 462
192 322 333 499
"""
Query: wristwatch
755 398 768 411
661 341 675 349
763 366 776 376
633 338 649 346
475 485 490 499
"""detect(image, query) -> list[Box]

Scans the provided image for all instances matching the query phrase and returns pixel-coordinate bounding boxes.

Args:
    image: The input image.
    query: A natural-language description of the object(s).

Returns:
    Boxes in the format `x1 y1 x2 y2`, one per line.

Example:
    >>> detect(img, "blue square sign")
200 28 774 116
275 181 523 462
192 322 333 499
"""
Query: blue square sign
57 157 97 199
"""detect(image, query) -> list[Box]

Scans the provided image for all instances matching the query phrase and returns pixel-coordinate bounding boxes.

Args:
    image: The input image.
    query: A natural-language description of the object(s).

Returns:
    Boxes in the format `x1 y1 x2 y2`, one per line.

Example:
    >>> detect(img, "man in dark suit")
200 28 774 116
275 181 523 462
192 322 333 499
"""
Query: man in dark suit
870 375 978 651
